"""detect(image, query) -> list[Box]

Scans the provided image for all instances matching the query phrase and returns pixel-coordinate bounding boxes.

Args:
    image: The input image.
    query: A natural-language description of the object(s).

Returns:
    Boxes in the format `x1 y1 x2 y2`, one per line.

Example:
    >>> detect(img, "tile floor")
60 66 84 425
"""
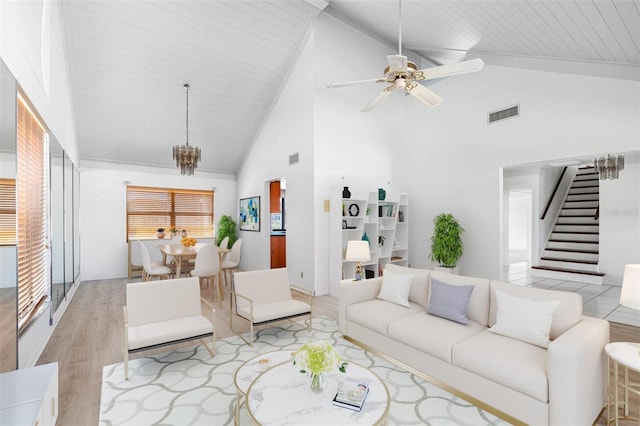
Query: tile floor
504 262 640 328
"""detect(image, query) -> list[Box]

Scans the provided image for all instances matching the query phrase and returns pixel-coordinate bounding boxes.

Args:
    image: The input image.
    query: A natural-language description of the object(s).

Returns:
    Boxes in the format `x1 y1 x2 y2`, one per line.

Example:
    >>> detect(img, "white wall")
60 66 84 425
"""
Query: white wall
313 13 404 295
80 161 236 280
0 1 78 161
600 157 640 284
395 65 639 280
235 26 316 290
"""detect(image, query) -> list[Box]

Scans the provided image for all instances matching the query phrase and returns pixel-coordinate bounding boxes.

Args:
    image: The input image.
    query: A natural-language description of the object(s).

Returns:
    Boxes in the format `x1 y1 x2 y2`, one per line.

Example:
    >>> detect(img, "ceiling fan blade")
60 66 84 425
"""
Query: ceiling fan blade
386 55 408 72
327 77 388 88
362 85 396 112
413 58 485 81
405 82 443 107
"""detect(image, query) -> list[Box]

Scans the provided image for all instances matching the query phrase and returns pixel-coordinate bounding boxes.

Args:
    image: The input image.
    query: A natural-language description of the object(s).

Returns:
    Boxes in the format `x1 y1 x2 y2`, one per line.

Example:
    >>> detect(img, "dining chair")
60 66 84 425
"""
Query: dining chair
221 238 242 288
218 236 230 262
170 235 183 244
137 240 172 281
189 244 222 306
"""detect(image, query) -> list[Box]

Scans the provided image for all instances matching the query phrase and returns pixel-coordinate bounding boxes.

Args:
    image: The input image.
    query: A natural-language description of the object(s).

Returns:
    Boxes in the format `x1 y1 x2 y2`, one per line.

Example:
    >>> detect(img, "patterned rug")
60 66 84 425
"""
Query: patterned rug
99 317 508 425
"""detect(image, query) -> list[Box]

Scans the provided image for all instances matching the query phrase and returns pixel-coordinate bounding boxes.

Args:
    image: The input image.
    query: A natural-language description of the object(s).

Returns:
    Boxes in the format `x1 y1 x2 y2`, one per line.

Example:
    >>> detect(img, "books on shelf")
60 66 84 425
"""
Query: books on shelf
332 378 370 411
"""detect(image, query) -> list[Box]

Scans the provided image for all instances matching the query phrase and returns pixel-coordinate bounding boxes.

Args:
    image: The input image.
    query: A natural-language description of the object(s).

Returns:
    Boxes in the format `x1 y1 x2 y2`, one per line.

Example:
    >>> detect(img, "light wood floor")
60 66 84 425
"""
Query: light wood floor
36 278 638 426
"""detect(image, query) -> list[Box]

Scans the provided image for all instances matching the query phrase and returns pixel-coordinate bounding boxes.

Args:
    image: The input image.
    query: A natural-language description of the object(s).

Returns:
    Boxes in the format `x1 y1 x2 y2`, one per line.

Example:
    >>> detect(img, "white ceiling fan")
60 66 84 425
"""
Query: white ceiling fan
327 0 485 112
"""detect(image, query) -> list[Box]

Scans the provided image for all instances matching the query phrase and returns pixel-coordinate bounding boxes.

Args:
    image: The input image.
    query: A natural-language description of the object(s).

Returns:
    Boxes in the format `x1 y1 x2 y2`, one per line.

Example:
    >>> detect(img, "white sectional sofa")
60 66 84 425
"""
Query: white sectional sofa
339 264 609 425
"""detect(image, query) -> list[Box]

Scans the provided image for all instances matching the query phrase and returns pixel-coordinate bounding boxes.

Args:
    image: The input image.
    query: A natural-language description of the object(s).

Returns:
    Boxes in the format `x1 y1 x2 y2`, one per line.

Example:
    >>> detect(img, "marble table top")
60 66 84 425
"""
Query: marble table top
246 362 389 425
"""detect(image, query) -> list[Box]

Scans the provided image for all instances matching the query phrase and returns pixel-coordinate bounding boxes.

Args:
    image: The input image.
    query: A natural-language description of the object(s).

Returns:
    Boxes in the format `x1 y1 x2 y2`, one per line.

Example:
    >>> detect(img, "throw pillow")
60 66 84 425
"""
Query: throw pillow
489 289 560 348
377 269 414 307
426 278 474 324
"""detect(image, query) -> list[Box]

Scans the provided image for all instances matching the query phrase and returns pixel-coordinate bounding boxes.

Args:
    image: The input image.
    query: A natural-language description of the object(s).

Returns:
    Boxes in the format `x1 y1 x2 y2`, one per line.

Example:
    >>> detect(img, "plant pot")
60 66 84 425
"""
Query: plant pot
156 232 165 239
434 266 459 275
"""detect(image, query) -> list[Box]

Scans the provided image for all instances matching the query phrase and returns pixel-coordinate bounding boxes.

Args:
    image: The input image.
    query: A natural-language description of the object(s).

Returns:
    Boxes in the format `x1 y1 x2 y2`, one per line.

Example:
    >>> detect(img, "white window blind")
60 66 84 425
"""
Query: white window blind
126 186 214 240
0 178 16 246
16 93 49 330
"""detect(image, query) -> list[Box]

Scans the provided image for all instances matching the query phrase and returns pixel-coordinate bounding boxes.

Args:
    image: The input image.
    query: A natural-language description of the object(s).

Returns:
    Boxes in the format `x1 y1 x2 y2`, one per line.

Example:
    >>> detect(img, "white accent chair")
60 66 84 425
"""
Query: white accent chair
137 240 172 281
219 236 229 250
230 268 312 346
189 244 222 306
221 238 242 287
123 277 216 379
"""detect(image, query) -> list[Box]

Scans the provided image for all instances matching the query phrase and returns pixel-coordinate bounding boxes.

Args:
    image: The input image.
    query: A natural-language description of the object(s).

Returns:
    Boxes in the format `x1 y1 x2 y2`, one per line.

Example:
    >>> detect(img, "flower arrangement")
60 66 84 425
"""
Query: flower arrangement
293 340 347 392
156 228 165 232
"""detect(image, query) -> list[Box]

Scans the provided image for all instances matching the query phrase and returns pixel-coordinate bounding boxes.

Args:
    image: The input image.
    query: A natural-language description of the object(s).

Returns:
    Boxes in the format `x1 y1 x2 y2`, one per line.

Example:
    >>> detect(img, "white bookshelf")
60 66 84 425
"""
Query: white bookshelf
330 189 408 295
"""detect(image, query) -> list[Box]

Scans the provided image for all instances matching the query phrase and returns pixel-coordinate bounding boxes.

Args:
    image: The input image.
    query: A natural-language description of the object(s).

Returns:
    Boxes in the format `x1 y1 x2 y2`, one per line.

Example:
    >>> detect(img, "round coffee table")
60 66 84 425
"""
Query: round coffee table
246 362 390 425
233 350 295 425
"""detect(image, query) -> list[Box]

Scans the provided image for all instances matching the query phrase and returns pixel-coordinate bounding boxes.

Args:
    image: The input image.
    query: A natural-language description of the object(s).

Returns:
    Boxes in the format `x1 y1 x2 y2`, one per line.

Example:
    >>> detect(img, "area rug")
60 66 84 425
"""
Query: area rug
99 317 509 425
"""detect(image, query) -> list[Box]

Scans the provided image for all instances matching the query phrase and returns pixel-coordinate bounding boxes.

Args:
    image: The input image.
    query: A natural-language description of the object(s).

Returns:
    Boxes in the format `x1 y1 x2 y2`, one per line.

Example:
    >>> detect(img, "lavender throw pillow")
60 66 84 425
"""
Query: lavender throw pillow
427 278 475 324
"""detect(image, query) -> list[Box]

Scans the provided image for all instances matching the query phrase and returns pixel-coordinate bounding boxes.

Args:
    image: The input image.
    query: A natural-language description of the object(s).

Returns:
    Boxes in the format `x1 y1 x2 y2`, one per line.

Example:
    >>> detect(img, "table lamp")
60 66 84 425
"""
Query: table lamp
620 264 640 310
345 240 371 281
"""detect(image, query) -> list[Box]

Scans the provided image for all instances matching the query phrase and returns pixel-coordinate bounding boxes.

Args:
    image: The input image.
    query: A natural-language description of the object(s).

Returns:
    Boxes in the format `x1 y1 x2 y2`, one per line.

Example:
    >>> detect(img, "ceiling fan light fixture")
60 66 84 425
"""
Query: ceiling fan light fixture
172 83 201 176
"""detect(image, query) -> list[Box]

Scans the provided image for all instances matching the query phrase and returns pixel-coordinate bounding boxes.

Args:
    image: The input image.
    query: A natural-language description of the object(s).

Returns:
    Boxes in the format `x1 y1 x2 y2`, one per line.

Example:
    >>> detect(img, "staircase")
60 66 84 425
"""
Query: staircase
532 166 605 284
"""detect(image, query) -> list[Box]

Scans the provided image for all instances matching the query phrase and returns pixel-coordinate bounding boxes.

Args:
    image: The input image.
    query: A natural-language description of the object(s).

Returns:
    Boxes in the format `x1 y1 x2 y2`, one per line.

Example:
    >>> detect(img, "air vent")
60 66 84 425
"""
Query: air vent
488 104 519 124
289 152 299 165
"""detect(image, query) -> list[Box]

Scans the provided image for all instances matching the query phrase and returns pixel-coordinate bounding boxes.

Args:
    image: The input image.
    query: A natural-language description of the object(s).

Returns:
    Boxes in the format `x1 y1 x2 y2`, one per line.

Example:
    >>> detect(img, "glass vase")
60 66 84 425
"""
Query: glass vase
310 372 325 393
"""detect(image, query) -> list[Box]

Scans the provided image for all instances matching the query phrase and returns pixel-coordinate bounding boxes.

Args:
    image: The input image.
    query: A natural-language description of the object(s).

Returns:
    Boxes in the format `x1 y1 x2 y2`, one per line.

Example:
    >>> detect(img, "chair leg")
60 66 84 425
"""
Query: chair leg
216 275 222 308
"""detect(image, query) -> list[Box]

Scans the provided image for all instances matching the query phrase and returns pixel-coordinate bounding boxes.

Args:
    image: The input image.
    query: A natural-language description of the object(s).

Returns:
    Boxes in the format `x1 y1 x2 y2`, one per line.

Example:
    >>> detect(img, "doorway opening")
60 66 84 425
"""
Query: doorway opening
269 178 286 268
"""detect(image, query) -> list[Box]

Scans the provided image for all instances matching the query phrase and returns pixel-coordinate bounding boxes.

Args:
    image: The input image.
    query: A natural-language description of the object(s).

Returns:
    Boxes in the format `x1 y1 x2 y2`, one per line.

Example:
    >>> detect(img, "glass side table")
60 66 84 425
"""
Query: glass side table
605 342 640 425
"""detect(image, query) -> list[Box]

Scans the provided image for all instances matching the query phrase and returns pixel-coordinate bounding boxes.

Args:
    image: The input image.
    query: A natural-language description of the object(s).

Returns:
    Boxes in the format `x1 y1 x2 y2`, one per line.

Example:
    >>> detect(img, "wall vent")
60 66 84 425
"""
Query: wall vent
289 152 299 165
488 104 519 124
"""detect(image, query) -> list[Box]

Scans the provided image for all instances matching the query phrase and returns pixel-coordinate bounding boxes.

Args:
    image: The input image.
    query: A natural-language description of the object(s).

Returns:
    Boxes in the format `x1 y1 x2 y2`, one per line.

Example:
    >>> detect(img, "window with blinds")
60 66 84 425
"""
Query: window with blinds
17 93 49 330
0 178 16 246
126 186 214 240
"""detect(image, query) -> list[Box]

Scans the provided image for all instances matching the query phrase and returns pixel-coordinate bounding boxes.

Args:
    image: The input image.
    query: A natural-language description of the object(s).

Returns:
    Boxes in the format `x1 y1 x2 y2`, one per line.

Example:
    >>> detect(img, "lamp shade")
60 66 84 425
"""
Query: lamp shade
345 240 371 262
620 264 640 310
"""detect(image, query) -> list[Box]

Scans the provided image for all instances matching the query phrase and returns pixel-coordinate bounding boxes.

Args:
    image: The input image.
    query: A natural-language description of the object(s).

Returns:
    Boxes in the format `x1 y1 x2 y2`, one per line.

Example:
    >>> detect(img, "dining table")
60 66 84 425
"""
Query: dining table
157 243 230 279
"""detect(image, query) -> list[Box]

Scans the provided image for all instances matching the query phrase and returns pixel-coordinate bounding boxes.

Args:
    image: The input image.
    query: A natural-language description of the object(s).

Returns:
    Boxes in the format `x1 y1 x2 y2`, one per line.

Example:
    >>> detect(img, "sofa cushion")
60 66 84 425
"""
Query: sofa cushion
427 278 474 324
429 272 490 326
126 277 202 326
489 289 560 348
377 269 414 307
453 330 549 403
384 264 430 307
489 281 582 339
128 315 212 351
388 312 486 363
347 299 423 336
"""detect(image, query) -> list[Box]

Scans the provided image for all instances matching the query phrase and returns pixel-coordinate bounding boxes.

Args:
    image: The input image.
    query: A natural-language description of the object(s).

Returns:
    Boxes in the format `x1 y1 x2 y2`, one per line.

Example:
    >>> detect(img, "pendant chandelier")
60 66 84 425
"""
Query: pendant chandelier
594 154 624 180
173 83 201 175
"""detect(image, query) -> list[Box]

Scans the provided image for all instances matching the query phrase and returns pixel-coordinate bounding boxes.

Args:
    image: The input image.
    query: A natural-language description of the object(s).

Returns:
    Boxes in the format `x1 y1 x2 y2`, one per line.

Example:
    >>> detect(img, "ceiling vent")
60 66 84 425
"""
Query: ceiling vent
488 104 519 124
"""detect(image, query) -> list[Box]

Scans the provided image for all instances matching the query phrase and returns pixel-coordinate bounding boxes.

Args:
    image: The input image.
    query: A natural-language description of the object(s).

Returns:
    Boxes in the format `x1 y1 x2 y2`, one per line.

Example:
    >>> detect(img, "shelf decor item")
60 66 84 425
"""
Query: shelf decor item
378 188 386 201
293 340 347 393
348 203 359 217
430 213 464 273
346 240 371 281
342 186 351 199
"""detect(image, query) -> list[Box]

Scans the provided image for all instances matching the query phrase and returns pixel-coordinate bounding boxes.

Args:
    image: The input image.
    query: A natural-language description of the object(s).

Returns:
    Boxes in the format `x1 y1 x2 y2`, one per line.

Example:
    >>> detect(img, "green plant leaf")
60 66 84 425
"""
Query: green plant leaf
429 213 464 268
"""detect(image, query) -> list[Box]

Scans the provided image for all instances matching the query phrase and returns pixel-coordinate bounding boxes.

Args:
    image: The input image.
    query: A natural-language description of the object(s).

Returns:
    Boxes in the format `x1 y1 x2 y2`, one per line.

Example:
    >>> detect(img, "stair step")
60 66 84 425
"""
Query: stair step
539 258 599 271
560 209 598 217
571 180 599 188
568 187 599 195
545 247 599 255
574 174 599 181
557 218 598 225
565 193 599 201
550 232 599 242
554 225 599 233
541 256 598 265
531 265 604 276
563 200 599 208
548 238 599 246
547 241 599 251
531 265 605 284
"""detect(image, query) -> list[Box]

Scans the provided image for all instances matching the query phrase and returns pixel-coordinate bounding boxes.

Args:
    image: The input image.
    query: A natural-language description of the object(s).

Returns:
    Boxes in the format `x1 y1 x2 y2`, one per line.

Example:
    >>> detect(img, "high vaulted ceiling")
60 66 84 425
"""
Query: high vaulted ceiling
59 1 640 174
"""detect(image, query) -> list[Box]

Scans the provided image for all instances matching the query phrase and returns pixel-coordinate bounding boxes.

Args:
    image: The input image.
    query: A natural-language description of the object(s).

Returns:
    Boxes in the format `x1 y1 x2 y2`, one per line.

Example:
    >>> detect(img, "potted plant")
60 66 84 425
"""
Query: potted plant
156 228 165 239
169 227 179 238
217 215 237 247
430 213 464 274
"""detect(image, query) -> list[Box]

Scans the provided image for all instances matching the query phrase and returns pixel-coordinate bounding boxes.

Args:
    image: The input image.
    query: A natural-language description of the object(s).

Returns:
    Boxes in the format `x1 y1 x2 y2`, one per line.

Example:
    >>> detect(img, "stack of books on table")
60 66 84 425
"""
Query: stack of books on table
332 378 370 411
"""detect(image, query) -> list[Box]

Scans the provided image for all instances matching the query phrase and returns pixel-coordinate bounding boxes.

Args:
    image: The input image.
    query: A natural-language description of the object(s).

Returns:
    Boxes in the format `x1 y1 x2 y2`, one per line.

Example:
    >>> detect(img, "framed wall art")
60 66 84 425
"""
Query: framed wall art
239 196 260 231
